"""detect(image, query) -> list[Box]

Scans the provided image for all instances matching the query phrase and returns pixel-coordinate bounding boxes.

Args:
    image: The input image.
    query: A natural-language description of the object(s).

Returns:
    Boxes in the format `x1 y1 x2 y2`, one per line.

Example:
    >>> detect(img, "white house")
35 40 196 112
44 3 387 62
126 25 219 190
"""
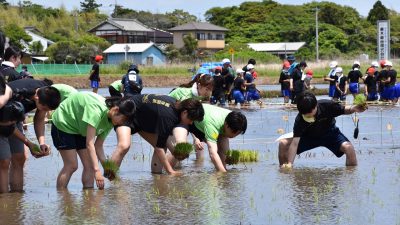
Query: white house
23 27 54 53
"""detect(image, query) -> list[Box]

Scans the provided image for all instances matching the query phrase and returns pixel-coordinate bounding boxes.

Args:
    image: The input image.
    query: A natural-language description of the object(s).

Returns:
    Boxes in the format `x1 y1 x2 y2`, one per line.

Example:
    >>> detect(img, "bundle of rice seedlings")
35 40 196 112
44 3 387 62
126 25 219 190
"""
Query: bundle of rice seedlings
102 159 119 181
32 144 41 153
353 94 367 108
226 150 259 165
173 142 193 161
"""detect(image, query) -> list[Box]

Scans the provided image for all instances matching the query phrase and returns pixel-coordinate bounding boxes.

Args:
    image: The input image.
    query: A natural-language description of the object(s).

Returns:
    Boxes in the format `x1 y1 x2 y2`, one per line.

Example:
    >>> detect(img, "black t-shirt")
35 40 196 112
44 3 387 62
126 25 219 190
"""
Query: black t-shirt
387 69 397 86
233 77 245 91
8 79 48 113
364 76 377 93
212 75 224 92
128 94 180 148
291 68 304 93
90 63 100 81
347 70 362 83
279 70 290 90
0 64 22 82
377 70 388 90
293 100 345 138
337 76 348 91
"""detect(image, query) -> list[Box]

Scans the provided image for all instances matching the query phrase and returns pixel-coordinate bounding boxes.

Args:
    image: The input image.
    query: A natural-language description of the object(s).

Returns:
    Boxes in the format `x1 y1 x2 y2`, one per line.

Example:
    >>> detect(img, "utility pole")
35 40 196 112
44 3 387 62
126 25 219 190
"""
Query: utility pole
315 7 319 62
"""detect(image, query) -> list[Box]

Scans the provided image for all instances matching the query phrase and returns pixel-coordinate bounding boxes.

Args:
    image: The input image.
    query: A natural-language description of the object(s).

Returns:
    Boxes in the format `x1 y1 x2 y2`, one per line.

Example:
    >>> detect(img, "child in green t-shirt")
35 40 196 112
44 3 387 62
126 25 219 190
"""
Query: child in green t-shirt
51 92 136 189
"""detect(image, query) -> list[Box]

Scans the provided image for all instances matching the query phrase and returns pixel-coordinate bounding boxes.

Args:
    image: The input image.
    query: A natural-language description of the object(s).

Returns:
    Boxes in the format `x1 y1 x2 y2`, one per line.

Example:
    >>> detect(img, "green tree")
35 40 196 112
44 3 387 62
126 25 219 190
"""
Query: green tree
166 9 197 27
164 44 181 63
3 24 32 49
367 1 389 24
80 0 102 13
45 41 79 63
181 34 198 61
0 0 9 6
29 41 43 55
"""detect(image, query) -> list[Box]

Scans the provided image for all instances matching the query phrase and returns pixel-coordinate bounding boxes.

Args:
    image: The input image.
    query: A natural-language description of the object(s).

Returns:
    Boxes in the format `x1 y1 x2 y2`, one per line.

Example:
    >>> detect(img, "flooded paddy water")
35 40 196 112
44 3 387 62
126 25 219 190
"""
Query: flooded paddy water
0 88 399 224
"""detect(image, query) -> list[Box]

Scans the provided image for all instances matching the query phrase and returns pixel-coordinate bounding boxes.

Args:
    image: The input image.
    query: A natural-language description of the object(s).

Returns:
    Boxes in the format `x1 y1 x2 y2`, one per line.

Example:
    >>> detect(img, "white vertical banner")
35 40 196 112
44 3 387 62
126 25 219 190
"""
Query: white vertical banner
377 20 390 60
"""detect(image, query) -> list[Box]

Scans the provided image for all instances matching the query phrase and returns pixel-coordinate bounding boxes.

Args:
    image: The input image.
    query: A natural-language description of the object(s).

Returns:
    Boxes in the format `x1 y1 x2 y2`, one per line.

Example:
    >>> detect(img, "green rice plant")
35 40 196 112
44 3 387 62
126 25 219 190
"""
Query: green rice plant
353 94 367 108
102 159 119 181
226 149 259 165
32 144 41 153
173 142 193 161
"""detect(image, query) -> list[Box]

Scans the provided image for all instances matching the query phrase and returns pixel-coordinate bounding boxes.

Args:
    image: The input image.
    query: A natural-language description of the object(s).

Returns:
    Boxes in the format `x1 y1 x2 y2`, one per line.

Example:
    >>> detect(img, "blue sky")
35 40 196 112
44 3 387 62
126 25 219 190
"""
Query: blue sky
9 0 400 19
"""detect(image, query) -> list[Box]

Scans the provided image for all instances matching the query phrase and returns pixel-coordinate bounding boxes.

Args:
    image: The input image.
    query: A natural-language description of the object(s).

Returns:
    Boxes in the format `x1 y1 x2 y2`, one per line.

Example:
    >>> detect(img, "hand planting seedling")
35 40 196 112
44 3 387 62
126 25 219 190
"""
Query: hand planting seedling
226 150 259 165
102 159 119 181
281 163 292 169
173 142 193 161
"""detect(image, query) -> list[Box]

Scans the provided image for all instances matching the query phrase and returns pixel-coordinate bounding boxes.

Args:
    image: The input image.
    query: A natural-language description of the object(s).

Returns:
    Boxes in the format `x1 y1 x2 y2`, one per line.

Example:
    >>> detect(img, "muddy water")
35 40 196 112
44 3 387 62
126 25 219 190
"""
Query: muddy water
0 89 399 224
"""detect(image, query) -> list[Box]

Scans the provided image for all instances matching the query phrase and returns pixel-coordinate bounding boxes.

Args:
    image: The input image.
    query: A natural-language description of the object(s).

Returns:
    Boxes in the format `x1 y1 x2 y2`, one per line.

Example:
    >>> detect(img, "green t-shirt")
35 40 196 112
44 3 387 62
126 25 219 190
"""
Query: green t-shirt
52 84 78 102
110 80 122 91
194 104 231 143
168 87 193 101
52 92 113 139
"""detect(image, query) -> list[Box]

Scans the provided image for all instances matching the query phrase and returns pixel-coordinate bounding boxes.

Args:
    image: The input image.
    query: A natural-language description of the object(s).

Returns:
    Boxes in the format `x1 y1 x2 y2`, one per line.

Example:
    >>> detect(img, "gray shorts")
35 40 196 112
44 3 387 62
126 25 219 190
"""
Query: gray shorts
0 122 25 160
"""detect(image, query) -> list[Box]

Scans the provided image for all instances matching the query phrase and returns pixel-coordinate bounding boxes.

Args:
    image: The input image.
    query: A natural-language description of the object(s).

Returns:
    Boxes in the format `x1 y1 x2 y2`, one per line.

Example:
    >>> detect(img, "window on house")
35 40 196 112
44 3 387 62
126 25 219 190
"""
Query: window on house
196 33 205 40
207 33 213 40
216 34 224 40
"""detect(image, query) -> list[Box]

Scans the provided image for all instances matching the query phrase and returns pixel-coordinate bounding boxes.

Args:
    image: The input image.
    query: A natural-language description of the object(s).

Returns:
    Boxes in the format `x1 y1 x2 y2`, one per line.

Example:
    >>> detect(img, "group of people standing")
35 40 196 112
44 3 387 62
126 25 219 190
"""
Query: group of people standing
278 55 398 104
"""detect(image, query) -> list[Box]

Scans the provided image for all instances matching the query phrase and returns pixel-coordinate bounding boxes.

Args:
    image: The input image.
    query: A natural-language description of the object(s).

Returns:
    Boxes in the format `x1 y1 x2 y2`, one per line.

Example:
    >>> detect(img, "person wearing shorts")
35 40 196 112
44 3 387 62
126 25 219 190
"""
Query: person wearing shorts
0 100 25 193
109 94 204 177
278 91 366 167
279 61 291 103
347 61 363 98
51 92 135 189
89 55 102 94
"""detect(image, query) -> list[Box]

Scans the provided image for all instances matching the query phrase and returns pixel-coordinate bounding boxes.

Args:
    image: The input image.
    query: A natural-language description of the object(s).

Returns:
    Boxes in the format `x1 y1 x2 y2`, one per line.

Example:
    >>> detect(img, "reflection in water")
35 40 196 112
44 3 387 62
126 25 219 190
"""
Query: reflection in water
0 87 399 224
285 167 360 224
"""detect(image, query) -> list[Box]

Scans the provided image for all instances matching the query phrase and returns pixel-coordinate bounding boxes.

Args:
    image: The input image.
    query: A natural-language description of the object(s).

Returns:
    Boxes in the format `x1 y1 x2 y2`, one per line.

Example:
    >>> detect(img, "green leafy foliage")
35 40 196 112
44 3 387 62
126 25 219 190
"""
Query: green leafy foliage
367 1 389 24
3 24 32 49
80 0 102 13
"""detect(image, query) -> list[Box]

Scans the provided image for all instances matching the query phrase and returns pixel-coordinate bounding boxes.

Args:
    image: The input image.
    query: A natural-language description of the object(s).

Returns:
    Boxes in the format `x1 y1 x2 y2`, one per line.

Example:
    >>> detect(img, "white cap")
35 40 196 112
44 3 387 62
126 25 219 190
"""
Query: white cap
353 60 360 66
247 64 255 70
236 68 244 74
335 67 343 73
371 61 379 67
384 60 393 67
329 61 338 69
222 58 230 64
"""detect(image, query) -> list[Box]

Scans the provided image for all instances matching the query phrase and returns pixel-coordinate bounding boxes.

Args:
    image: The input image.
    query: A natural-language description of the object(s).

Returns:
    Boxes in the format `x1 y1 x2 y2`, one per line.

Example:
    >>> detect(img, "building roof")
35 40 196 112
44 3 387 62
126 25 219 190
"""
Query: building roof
103 43 163 53
248 42 306 53
169 22 228 32
88 18 153 32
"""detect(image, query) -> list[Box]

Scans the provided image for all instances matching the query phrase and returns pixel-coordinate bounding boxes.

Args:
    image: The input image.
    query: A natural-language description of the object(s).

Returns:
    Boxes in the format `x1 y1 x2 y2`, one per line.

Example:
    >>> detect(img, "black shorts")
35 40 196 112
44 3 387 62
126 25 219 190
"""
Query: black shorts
297 127 349 158
51 123 86 150
189 124 206 142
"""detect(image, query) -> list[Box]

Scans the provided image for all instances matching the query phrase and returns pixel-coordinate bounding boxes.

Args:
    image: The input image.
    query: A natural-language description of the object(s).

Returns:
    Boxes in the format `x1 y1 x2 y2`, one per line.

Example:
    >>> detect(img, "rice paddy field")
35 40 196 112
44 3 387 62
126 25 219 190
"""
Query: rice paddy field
0 88 399 225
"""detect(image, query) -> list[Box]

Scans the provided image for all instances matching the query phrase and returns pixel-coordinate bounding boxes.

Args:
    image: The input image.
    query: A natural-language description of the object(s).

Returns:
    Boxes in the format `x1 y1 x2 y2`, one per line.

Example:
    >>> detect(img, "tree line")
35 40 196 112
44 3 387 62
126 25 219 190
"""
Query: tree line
0 0 398 63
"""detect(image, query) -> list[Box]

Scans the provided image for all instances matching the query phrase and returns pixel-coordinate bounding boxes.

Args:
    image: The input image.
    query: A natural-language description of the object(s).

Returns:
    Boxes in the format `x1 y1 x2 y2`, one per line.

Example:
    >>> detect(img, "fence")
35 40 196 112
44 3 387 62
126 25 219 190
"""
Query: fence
19 64 117 76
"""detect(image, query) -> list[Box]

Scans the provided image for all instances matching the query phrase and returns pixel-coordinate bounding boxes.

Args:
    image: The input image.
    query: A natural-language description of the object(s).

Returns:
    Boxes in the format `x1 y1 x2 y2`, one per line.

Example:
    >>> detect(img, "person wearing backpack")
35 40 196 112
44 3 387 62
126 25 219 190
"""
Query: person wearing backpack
122 64 143 96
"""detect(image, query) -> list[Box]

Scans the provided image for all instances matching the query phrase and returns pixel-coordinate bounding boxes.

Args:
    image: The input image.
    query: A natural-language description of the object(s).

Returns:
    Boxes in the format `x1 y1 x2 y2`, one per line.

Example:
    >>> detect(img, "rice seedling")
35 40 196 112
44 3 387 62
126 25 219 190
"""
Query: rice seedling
225 149 259 165
173 142 193 161
353 94 367 108
32 144 41 153
102 159 119 181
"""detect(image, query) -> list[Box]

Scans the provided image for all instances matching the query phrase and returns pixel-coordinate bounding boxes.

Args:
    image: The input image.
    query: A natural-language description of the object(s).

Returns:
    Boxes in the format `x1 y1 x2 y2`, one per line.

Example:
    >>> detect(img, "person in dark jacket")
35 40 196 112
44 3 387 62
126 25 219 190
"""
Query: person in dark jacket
121 64 143 96
0 46 23 82
290 61 307 104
